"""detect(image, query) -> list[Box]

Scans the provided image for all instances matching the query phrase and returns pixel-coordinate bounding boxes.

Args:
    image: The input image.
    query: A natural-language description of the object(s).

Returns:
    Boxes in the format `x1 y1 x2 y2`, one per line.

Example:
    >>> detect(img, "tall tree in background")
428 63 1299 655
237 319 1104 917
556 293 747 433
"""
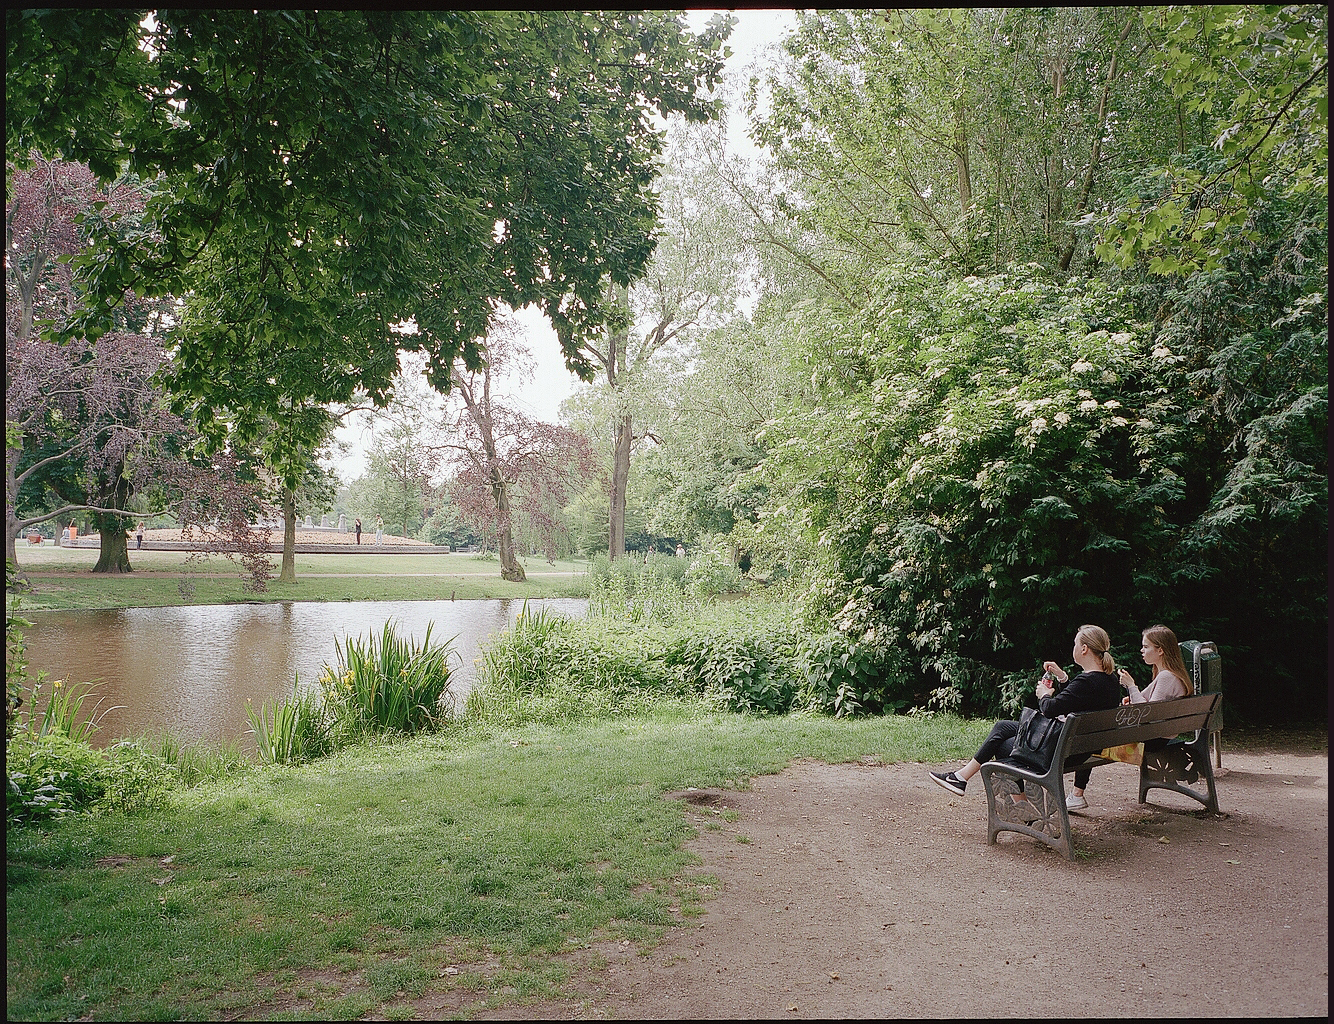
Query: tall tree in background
748 8 1170 286
445 322 594 581
574 129 754 557
359 367 444 544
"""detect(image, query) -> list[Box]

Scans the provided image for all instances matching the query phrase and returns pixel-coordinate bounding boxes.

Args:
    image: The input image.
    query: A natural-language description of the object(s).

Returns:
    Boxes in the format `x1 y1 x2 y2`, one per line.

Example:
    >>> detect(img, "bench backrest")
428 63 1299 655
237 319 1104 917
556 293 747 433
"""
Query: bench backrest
1062 692 1223 758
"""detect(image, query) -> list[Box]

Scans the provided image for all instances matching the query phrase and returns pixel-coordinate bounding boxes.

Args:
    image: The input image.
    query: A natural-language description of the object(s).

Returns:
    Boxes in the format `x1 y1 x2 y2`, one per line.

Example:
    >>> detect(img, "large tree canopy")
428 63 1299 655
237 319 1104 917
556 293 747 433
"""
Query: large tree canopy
7 8 732 455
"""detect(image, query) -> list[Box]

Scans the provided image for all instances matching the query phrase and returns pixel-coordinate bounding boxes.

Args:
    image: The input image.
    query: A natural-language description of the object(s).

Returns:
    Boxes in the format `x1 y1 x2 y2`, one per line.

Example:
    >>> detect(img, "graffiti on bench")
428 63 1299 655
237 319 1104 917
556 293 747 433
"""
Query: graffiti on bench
1115 704 1151 727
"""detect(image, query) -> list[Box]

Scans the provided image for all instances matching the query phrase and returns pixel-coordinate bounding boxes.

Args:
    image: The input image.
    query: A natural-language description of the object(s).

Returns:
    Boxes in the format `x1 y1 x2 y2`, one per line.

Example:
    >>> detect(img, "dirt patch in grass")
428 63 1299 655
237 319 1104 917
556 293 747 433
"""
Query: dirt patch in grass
474 746 1327 1019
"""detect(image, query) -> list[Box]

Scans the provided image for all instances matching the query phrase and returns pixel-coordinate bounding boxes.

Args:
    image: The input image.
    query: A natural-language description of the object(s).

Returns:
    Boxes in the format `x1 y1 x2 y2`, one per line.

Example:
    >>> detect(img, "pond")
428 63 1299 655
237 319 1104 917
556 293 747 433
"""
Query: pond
21 599 587 749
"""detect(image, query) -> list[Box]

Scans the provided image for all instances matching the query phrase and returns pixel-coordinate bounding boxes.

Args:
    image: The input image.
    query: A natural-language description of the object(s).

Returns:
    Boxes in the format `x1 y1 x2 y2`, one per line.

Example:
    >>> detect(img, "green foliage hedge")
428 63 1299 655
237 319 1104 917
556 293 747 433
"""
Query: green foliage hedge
7 733 177 825
764 255 1325 719
467 600 939 722
7 590 178 827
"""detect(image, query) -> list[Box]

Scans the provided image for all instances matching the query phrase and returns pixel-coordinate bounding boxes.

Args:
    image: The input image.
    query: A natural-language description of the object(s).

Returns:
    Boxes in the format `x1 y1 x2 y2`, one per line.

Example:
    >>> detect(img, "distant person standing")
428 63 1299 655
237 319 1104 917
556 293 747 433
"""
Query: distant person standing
675 543 685 558
136 521 144 549
375 516 384 545
354 518 362 545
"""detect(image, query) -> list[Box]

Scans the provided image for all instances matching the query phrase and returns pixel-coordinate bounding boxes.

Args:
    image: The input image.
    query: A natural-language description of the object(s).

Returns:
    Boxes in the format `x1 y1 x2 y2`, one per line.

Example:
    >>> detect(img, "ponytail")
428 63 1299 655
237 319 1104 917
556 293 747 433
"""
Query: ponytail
1076 624 1115 674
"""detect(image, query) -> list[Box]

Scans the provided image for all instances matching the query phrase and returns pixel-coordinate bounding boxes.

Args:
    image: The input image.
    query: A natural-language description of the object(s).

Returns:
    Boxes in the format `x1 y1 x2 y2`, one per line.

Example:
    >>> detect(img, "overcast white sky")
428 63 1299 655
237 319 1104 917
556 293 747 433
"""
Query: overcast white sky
331 9 796 484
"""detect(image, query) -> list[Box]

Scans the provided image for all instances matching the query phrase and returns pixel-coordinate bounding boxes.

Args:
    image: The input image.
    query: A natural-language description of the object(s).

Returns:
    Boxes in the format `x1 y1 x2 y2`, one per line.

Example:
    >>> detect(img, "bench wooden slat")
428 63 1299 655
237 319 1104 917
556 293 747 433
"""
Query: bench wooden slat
1062 693 1221 756
1068 725 1202 754
1068 693 1220 734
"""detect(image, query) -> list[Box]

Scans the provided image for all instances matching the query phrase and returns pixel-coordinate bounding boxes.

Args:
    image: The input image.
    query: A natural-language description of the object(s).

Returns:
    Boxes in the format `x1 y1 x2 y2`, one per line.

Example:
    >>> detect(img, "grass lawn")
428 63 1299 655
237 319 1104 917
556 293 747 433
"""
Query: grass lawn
5 709 990 1021
12 548 591 610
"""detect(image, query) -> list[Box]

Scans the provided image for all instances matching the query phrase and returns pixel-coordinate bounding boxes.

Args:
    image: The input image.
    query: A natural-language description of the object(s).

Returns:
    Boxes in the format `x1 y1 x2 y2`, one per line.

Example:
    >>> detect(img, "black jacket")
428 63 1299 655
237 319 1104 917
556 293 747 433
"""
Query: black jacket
1038 669 1120 718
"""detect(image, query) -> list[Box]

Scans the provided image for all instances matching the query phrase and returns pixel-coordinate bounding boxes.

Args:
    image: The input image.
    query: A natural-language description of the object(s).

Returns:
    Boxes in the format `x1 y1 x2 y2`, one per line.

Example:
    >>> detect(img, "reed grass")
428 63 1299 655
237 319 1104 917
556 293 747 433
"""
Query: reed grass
466 605 688 726
245 622 456 764
323 620 455 737
244 680 335 765
128 728 251 787
21 676 121 744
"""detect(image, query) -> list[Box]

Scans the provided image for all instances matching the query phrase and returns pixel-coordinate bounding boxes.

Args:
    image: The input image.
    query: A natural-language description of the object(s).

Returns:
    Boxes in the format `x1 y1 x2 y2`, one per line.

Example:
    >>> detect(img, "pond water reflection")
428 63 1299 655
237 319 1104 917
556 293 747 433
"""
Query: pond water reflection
22 599 587 748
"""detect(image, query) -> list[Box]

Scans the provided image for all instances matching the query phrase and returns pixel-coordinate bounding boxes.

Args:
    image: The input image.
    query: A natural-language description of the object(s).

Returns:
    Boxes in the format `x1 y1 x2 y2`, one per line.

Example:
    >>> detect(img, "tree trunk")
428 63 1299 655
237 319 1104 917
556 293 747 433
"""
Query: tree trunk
92 521 132 573
1057 16 1135 272
609 412 631 560
954 102 972 217
279 487 297 582
603 281 631 561
5 509 21 572
91 467 132 573
489 467 525 582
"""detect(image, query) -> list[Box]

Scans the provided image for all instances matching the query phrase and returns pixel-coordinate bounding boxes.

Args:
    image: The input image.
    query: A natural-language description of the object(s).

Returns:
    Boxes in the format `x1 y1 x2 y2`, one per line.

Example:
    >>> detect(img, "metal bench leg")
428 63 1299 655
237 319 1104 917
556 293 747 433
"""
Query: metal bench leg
982 769 1075 859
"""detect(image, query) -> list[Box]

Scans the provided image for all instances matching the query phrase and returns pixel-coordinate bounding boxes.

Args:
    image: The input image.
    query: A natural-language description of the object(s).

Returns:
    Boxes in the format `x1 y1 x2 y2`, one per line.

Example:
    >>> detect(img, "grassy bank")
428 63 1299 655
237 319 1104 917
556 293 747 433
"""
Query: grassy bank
12 548 591 610
6 710 989 1021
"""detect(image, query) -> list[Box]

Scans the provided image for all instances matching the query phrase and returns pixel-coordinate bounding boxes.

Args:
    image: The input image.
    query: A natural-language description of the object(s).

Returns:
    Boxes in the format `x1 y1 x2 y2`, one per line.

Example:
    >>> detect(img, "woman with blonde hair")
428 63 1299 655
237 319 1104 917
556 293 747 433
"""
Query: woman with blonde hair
930 624 1122 797
1064 624 1194 809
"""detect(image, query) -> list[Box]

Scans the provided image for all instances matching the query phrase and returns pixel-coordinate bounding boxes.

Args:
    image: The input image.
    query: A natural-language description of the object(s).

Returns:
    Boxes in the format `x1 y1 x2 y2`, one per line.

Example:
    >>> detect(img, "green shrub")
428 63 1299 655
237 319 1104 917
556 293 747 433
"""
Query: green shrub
682 550 743 599
470 600 817 723
245 681 336 765
100 741 178 812
468 606 678 725
7 732 108 824
793 629 916 718
667 616 800 714
245 622 456 764
5 733 176 825
322 620 455 737
587 552 709 623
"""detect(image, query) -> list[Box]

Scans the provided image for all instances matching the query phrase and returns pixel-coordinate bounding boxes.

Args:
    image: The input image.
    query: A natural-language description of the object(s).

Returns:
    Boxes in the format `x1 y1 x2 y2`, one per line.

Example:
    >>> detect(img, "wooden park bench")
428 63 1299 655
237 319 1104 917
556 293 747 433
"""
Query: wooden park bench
979 691 1224 860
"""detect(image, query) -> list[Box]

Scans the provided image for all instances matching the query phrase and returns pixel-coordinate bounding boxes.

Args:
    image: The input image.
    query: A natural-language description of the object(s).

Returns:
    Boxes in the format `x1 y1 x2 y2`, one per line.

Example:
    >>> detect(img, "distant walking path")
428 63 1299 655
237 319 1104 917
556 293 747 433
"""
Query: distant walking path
26 571 581 579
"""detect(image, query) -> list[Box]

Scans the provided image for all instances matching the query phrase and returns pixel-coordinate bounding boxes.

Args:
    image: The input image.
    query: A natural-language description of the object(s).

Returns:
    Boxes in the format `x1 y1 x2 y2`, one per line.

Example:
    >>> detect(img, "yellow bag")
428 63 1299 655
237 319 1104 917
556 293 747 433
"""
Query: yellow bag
1100 742 1144 766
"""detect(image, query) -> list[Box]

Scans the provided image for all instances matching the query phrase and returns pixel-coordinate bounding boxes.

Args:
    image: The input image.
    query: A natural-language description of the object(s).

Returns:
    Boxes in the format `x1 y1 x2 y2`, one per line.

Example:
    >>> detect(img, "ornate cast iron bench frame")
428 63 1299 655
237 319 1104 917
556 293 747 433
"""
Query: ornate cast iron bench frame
978 692 1223 860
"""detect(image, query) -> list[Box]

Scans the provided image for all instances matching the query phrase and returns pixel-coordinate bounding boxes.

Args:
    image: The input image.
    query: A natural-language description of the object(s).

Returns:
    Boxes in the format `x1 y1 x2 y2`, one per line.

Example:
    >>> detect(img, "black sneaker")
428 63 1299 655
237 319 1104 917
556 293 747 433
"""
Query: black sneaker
930 771 967 796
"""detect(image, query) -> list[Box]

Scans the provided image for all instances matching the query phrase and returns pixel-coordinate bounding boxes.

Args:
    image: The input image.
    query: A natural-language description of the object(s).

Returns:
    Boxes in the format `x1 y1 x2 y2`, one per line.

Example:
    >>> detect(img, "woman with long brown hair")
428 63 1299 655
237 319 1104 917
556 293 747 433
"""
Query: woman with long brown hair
1119 624 1193 704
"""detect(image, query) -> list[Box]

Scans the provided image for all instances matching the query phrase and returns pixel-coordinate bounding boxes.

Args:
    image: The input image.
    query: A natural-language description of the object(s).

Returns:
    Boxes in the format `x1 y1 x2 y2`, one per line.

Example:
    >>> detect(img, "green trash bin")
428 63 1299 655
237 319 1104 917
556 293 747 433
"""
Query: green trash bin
1180 640 1223 767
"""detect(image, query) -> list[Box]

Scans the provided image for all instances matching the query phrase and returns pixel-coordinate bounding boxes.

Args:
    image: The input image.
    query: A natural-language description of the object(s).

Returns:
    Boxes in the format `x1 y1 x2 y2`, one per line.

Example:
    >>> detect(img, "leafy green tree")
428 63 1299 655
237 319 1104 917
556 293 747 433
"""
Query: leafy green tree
571 125 754 557
11 11 732 499
632 316 782 562
246 404 342 583
1095 5 1327 274
359 368 444 544
733 4 1326 721
748 8 1174 283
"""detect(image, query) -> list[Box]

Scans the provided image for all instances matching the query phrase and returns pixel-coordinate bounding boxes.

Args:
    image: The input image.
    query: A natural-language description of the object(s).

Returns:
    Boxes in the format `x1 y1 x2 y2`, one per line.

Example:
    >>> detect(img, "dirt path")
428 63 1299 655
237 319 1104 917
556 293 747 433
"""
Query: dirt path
475 748 1327 1019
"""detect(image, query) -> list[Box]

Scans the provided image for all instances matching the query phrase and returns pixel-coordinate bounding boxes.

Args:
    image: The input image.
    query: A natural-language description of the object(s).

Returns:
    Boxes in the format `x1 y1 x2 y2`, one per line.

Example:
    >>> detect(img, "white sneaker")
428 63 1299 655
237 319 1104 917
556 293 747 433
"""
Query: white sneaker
1067 792 1088 811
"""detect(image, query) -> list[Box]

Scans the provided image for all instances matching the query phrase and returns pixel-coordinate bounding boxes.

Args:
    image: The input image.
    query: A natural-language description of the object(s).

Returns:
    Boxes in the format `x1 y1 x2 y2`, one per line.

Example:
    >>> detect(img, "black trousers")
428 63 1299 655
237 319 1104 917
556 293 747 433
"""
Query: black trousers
974 719 1095 789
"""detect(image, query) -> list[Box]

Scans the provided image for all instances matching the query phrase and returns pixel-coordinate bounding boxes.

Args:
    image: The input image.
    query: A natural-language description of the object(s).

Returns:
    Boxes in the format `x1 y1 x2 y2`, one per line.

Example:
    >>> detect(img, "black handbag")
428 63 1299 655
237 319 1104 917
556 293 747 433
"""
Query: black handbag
1009 706 1064 772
